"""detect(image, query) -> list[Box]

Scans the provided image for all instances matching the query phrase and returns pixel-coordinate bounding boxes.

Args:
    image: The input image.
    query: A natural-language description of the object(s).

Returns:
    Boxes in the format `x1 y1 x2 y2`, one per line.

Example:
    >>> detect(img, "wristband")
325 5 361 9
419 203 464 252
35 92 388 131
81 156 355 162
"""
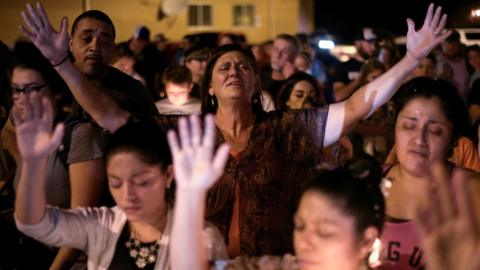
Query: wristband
52 54 69 67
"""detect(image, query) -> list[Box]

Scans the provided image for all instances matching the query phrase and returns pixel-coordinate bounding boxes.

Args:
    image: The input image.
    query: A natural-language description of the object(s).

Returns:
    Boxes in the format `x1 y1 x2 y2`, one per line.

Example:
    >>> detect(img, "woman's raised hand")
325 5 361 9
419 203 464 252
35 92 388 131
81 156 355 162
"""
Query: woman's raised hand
414 163 480 270
12 93 64 162
406 3 451 61
20 2 69 66
167 115 230 191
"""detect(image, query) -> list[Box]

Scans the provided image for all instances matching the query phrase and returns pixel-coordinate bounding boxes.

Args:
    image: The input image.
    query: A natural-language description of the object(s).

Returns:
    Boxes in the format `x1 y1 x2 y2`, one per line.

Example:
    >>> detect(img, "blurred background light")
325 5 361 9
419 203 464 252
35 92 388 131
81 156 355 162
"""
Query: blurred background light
318 40 335 49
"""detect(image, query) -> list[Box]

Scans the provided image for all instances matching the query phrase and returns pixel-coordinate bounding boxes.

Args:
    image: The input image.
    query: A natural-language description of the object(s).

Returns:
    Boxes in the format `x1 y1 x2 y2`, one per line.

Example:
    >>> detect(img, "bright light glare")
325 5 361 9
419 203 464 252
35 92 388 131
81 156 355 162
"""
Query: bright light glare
472 9 480 17
318 40 335 49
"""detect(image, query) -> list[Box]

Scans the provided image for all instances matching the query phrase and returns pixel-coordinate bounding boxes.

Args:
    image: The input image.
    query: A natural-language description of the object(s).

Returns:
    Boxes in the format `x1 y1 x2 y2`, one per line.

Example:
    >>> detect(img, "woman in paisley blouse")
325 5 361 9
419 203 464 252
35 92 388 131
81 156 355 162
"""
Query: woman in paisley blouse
169 119 385 270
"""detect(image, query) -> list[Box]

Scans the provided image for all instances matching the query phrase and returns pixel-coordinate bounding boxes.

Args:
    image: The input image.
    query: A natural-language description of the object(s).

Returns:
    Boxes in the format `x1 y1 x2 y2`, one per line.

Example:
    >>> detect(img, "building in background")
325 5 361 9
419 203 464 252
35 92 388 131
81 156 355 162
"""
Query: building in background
0 0 314 46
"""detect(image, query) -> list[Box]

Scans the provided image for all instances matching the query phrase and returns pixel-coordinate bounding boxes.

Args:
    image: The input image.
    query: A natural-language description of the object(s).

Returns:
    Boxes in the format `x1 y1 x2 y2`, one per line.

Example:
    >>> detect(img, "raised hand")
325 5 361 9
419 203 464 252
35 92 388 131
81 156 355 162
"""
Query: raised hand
167 115 230 191
12 93 64 162
414 163 480 270
406 3 451 61
20 2 69 66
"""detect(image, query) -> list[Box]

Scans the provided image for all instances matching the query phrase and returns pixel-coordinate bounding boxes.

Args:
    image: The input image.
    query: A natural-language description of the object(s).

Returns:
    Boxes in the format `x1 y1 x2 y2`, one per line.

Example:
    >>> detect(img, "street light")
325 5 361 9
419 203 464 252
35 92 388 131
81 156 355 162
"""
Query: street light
472 8 480 18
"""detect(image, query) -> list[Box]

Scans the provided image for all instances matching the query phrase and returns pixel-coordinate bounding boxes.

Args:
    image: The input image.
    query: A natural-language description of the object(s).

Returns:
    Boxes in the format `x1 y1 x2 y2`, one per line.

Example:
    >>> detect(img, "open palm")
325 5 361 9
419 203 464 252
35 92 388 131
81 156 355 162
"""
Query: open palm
167 115 230 191
405 3 451 61
13 93 64 162
20 2 69 65
415 165 480 270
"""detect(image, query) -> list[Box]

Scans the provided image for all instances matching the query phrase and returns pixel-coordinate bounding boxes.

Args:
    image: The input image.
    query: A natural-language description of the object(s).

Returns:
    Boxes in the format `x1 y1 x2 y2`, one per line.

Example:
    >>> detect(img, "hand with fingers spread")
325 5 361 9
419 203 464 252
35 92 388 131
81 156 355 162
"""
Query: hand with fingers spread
414 164 480 270
12 92 64 163
20 2 69 66
167 115 230 191
169 115 230 270
406 3 451 61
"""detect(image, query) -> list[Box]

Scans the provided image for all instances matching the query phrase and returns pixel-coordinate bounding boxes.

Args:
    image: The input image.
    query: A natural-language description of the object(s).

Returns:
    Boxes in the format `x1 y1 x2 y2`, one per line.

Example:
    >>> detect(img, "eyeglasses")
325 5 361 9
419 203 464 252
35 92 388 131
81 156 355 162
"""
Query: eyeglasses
11 83 48 94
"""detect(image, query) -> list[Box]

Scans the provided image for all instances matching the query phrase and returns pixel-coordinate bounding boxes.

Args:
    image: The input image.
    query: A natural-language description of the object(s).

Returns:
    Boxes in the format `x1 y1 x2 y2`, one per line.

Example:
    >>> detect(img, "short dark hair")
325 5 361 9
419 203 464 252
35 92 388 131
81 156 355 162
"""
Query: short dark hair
162 65 192 86
275 34 300 54
300 156 385 238
200 44 263 115
112 44 135 64
466 45 480 74
71 10 116 38
393 77 472 150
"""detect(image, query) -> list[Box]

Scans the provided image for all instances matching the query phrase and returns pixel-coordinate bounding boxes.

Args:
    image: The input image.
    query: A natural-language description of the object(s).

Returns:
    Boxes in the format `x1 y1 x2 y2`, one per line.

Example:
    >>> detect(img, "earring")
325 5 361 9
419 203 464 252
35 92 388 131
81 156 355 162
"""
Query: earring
252 92 260 104
210 95 216 107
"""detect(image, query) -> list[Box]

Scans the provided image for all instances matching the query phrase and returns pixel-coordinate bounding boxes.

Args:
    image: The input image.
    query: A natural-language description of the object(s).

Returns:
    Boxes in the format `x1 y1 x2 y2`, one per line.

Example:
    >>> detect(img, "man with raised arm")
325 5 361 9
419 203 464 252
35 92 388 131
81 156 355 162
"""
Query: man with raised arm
21 5 158 120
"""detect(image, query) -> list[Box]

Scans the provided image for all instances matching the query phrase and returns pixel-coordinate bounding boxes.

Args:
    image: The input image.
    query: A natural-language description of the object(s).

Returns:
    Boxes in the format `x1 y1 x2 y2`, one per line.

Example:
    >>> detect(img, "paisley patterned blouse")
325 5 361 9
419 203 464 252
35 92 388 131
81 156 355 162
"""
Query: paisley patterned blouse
156 107 330 256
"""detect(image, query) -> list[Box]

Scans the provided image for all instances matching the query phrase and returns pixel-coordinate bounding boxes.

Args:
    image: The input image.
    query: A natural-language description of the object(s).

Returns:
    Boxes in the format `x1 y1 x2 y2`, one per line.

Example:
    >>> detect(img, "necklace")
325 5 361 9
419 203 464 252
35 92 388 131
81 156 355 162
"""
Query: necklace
125 231 160 269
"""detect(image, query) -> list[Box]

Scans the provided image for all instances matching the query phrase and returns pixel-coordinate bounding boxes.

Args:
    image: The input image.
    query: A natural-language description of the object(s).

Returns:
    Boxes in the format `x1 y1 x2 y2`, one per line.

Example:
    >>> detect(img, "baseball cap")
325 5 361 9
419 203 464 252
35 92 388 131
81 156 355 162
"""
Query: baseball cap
184 44 210 62
355 27 377 42
133 25 150 41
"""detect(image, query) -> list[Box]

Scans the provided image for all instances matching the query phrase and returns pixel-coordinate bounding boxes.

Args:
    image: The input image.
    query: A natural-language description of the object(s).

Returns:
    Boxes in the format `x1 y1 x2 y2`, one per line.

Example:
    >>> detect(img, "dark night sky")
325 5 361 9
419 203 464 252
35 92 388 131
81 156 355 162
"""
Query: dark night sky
314 0 480 43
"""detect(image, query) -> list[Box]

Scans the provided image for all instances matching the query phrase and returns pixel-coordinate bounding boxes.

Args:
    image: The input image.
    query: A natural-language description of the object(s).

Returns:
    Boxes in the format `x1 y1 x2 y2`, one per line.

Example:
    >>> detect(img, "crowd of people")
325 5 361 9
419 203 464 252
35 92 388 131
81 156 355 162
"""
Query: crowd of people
0 2 479 270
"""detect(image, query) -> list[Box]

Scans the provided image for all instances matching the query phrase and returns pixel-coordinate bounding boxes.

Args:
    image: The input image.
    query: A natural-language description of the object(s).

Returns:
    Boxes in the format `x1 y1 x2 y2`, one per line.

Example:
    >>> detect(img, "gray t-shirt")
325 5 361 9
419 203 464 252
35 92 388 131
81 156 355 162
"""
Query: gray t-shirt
14 122 105 208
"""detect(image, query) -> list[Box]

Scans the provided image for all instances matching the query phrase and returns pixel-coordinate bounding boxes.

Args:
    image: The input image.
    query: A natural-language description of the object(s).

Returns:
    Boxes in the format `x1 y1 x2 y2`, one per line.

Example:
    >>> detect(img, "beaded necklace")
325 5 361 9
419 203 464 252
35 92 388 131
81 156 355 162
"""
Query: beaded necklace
125 231 160 269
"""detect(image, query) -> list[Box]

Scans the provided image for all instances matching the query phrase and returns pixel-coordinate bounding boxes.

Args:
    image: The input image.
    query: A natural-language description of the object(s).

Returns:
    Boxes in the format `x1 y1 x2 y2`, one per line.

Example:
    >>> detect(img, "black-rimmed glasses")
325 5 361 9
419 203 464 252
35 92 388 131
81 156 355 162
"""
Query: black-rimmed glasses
11 83 48 94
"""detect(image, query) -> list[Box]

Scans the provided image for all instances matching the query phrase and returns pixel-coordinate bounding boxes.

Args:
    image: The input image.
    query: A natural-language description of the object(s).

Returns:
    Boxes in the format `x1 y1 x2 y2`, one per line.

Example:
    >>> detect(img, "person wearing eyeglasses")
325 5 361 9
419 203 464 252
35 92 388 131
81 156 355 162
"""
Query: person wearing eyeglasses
0 42 107 270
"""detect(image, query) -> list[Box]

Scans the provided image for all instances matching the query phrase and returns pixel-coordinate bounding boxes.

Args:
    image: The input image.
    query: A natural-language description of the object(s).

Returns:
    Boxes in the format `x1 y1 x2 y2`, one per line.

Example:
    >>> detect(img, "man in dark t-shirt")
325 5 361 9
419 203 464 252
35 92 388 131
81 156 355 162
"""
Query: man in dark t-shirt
69 11 158 118
331 27 378 102
260 34 300 104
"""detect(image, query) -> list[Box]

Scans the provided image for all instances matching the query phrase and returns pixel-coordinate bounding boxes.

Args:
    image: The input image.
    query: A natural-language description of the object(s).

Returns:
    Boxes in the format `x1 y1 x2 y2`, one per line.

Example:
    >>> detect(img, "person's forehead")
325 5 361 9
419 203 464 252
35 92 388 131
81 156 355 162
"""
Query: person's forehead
400 98 448 121
166 81 190 89
12 67 44 83
74 18 114 37
294 80 314 90
274 39 294 49
216 51 250 63
297 192 354 226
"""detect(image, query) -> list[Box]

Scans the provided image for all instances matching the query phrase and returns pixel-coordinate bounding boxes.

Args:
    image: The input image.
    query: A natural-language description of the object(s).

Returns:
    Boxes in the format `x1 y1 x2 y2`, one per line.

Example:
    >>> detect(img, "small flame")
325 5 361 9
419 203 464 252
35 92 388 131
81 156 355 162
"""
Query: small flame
368 238 382 268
